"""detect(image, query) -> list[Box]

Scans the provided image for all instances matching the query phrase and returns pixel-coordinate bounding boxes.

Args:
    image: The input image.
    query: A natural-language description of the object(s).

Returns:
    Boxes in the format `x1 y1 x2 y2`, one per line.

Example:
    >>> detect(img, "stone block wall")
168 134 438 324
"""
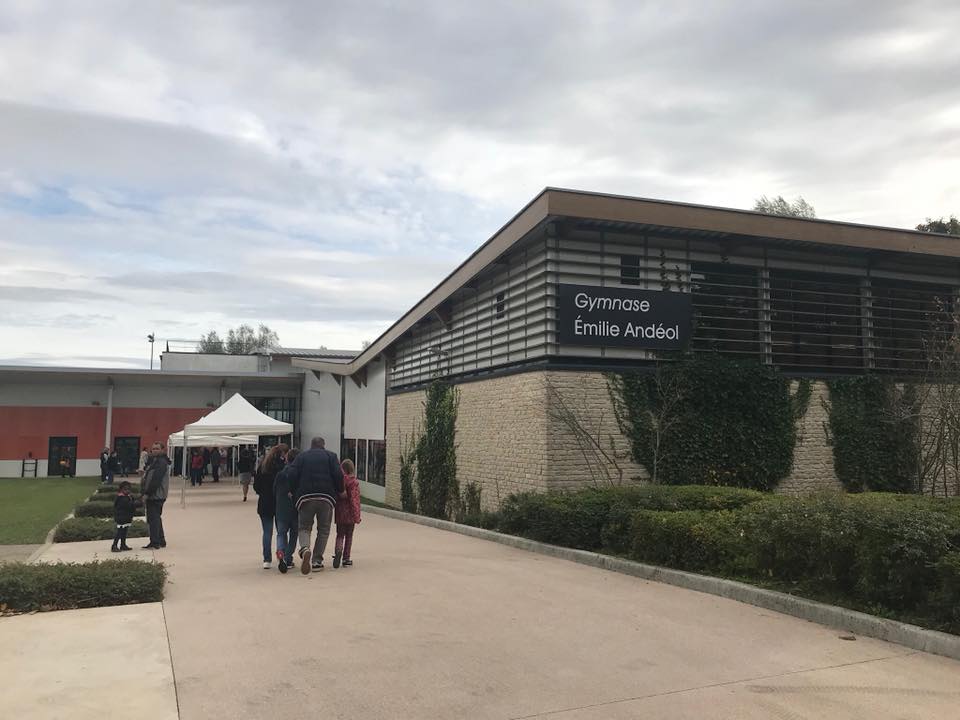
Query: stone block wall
777 381 842 495
542 370 648 489
386 371 847 510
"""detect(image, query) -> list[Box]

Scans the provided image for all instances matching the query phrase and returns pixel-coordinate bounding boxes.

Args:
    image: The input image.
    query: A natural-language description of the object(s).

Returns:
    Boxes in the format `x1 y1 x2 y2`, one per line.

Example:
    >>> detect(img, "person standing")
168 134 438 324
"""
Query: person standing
138 447 149 477
287 437 343 575
238 447 254 501
141 442 170 549
100 447 112 484
333 459 361 568
190 449 204 487
202 447 211 478
210 447 221 483
253 445 285 569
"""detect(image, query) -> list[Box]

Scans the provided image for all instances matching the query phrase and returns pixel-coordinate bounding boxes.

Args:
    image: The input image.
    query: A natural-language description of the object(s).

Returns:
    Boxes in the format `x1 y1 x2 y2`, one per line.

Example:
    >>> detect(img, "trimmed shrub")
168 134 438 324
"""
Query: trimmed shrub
0 560 166 612
499 485 765 552
627 510 743 572
74 500 143 519
94 484 140 495
54 518 149 543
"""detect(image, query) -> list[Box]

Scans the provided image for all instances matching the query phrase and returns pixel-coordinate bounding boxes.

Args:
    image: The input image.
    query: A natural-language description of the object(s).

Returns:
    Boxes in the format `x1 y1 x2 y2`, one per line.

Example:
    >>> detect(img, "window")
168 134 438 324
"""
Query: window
356 440 367 482
620 255 641 286
368 440 386 486
495 291 505 319
251 397 296 424
690 262 760 357
770 270 862 370
873 280 954 373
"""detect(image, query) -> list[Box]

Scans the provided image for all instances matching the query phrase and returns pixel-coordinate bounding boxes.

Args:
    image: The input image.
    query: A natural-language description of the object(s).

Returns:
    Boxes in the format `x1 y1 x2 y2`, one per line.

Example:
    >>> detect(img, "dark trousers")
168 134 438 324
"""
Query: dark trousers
146 499 166 547
102 469 113 484
335 523 355 560
298 500 333 559
275 516 297 564
190 468 203 486
212 464 220 482
259 514 274 562
112 525 129 549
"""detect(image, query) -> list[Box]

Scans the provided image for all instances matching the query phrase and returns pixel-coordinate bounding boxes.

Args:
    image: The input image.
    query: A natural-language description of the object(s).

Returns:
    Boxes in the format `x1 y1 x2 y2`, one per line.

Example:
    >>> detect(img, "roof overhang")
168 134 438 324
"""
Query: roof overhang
293 187 960 378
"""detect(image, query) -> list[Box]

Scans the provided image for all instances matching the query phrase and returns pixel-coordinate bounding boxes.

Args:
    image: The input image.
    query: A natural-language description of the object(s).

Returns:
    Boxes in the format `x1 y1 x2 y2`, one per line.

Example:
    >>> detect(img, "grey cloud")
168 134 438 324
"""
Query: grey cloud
0 285 117 302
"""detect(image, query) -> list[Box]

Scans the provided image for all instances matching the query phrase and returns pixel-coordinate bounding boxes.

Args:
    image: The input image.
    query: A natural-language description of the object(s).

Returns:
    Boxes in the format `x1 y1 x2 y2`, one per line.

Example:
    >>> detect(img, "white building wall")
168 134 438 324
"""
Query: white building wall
0 382 110 407
160 353 260 372
112 383 223 408
301 371 343 456
343 359 386 440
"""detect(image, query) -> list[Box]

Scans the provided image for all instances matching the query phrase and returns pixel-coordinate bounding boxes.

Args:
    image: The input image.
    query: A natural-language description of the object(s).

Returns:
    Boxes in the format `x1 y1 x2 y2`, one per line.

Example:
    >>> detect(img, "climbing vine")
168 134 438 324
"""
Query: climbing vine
610 355 797 491
824 376 918 493
415 381 461 519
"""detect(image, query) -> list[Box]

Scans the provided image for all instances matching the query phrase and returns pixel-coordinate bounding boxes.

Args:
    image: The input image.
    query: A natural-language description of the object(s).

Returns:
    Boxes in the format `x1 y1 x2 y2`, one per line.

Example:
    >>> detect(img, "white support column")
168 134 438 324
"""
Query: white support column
220 385 226 406
104 384 114 447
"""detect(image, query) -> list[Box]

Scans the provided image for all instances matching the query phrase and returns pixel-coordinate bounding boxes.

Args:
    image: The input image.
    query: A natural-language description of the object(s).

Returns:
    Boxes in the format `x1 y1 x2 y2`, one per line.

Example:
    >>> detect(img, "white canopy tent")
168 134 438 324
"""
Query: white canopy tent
168 431 259 447
174 393 294 506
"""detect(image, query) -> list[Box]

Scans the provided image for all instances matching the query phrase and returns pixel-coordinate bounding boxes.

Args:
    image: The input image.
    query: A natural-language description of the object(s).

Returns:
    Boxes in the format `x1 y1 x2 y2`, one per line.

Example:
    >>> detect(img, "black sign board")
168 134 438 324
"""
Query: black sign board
557 283 692 349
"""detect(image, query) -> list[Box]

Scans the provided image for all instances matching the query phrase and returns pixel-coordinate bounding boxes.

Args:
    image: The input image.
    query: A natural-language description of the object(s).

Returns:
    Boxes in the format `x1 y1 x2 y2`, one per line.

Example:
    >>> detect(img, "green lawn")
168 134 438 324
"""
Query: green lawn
0 477 101 544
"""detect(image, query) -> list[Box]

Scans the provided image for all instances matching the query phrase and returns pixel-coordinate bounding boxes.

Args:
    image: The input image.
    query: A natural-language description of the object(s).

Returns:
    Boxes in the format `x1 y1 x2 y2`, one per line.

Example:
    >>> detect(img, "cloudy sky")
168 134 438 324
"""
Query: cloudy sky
1 1 958 367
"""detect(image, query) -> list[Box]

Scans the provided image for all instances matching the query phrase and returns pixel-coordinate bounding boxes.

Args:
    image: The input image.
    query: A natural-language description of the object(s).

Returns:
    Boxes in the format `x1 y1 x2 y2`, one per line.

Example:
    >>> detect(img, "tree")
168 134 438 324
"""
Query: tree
916 216 960 236
199 324 280 354
754 195 817 219
198 331 224 353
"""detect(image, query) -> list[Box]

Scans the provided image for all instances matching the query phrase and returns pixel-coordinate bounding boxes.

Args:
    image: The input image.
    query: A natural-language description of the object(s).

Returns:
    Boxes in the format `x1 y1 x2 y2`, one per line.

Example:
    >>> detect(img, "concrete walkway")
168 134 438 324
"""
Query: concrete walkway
150 484 960 720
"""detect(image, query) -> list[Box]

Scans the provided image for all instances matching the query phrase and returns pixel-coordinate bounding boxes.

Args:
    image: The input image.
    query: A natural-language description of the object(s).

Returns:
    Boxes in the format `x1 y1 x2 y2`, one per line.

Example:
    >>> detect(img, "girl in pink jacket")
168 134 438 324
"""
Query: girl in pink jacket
333 459 362 567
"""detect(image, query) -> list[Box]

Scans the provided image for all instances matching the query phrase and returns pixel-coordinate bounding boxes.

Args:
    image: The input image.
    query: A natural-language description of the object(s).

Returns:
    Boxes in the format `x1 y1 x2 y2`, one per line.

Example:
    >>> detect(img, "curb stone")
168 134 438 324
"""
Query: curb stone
361 503 960 662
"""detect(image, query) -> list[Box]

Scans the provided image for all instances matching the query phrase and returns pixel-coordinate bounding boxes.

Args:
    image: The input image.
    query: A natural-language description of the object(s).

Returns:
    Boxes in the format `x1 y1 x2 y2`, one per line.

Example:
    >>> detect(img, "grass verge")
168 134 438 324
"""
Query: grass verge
0 477 100 544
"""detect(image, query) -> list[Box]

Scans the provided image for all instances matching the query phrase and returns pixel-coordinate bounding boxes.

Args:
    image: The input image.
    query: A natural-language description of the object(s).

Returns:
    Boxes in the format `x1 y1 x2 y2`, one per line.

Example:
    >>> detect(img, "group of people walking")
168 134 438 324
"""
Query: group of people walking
252 436 361 574
106 436 361 574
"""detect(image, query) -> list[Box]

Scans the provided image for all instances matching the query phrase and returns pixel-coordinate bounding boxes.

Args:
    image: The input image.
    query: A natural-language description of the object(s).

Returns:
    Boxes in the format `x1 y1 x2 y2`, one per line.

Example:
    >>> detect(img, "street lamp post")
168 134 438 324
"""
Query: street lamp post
148 333 156 370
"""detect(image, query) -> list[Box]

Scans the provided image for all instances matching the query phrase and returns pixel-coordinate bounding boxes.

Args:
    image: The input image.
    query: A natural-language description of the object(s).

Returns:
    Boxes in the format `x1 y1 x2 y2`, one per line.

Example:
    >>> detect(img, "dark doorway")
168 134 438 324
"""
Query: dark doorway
48 436 77 477
114 436 141 475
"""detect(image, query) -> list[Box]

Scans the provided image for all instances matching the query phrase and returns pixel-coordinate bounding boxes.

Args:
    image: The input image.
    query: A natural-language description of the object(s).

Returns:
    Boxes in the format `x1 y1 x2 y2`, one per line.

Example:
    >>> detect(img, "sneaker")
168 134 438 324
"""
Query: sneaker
120 546 132 551
333 552 342 569
311 558 323 570
276 550 287 574
300 548 312 575
343 559 353 567
142 544 159 549
111 546 120 553
262 561 271 569
285 559 294 569
243 496 247 502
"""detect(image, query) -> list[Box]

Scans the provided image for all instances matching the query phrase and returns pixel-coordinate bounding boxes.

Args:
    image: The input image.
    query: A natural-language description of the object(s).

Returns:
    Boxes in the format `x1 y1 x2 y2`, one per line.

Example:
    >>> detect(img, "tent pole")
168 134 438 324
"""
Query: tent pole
181 429 188 508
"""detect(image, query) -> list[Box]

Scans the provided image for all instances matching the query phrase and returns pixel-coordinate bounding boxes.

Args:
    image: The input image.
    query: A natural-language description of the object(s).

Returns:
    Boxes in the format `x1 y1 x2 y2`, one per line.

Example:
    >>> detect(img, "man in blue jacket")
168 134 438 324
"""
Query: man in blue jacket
287 437 344 574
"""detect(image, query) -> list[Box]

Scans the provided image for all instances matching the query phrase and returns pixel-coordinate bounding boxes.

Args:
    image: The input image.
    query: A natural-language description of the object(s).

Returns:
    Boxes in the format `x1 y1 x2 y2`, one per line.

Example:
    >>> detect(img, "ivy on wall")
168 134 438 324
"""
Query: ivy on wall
610 355 797 491
415 381 461 519
824 376 918 493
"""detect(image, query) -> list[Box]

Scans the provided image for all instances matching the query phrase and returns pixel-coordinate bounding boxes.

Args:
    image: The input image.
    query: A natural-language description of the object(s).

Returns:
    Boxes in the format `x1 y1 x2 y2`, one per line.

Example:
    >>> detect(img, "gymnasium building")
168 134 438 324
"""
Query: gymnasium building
4 189 959 505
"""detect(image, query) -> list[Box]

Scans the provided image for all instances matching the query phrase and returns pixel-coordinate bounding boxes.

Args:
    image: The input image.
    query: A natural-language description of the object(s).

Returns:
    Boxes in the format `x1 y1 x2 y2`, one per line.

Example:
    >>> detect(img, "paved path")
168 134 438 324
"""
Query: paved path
0 603 177 720
150 484 960 720
0 543 40 562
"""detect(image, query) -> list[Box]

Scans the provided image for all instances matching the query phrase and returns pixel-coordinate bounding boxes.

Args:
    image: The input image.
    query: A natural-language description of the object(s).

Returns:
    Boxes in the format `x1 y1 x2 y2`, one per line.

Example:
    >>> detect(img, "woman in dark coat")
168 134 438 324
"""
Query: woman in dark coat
253 444 287 570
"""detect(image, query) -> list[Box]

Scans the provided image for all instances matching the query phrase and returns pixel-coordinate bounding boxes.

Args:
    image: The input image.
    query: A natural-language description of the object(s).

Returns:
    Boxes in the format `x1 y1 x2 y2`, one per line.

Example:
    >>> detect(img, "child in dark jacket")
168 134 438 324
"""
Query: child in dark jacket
333 459 361 568
111 481 135 552
273 448 300 573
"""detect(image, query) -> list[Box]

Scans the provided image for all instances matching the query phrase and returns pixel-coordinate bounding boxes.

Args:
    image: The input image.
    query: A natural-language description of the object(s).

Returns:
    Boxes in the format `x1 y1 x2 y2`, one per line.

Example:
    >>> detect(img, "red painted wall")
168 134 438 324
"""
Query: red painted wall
0 406 210 459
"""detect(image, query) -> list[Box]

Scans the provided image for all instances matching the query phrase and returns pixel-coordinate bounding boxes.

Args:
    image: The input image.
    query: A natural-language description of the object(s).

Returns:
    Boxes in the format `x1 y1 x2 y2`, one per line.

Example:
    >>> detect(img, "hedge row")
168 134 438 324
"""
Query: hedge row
74 499 144 519
54 518 149 543
496 485 765 551
93 483 140 495
482 487 960 632
0 560 166 612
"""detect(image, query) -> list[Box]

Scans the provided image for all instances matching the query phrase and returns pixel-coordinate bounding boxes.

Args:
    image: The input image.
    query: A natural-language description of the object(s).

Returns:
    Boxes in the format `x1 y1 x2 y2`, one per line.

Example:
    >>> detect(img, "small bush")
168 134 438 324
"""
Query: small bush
93 484 140 495
0 560 166 612
74 500 144 519
931 552 960 625
54 518 149 543
628 510 743 572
